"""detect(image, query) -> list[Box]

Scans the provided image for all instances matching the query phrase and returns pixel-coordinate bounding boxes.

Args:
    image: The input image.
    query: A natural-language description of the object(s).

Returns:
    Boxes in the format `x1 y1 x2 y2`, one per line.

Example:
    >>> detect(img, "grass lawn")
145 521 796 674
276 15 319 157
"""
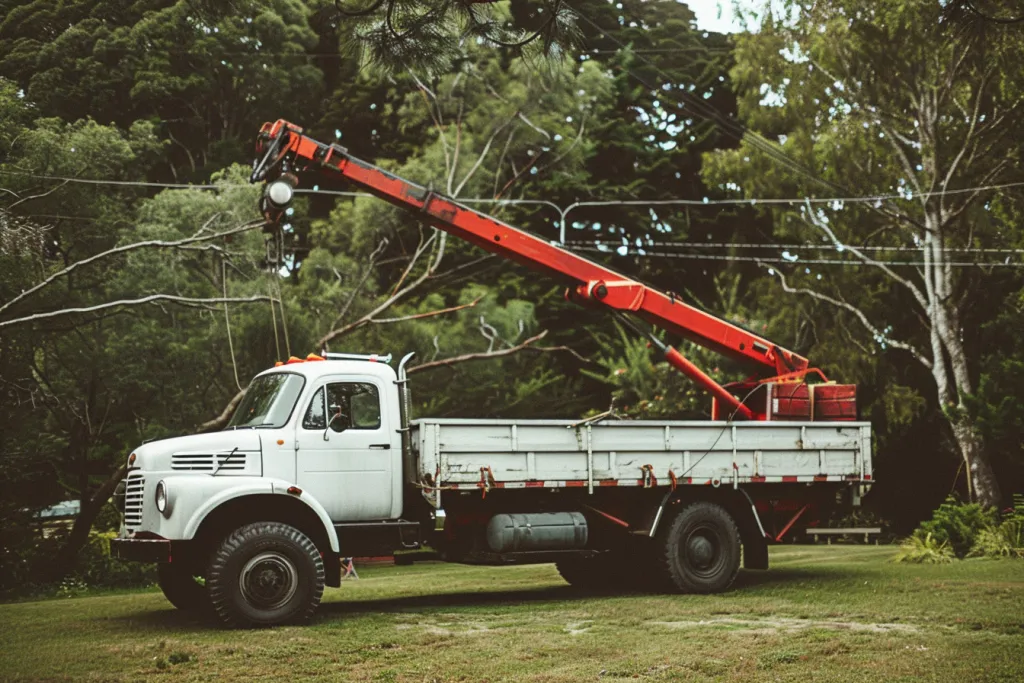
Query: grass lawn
1 546 1022 682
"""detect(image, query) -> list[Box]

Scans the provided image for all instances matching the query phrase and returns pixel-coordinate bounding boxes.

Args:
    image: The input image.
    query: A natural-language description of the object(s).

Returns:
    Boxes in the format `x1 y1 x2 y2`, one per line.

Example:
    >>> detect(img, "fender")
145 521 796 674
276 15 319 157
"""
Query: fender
644 486 769 570
177 476 340 553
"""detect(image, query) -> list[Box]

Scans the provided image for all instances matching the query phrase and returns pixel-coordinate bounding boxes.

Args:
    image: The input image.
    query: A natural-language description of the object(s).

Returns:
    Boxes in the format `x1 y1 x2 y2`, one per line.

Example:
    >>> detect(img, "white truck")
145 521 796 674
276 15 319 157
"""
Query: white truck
111 120 874 627
112 351 871 627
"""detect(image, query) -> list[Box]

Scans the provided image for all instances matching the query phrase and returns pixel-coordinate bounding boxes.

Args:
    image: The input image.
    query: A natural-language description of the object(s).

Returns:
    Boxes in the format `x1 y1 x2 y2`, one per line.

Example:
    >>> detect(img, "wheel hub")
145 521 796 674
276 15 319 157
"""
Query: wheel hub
687 535 715 568
240 552 298 610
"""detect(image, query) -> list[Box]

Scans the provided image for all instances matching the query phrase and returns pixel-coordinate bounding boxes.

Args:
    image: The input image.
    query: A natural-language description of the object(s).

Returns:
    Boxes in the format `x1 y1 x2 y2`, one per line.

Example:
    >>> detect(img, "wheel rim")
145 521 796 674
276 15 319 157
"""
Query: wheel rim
239 551 298 610
681 523 725 579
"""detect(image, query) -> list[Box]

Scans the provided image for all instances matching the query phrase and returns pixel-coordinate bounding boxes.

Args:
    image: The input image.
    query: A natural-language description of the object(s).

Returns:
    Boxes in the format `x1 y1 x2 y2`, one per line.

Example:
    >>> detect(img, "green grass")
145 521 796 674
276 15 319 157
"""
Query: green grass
1 546 1022 682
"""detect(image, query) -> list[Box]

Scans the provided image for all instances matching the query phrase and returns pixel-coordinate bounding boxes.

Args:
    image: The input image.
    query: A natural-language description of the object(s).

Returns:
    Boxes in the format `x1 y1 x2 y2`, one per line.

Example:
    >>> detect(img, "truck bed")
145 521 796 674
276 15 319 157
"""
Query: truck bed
411 419 872 497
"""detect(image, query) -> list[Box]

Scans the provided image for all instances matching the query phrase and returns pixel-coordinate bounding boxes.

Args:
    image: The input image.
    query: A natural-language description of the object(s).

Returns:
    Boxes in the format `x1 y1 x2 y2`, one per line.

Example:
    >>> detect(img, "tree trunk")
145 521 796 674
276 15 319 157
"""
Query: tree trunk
950 415 1001 508
48 465 127 582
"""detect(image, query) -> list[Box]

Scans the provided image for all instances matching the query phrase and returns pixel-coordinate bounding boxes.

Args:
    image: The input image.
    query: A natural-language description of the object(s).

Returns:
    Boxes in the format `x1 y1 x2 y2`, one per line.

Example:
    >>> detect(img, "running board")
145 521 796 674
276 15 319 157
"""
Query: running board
334 519 422 556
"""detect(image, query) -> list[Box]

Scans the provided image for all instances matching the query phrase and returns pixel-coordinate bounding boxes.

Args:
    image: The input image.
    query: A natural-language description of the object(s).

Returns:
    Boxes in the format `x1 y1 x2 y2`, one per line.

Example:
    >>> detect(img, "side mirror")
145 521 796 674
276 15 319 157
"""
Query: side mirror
323 411 347 441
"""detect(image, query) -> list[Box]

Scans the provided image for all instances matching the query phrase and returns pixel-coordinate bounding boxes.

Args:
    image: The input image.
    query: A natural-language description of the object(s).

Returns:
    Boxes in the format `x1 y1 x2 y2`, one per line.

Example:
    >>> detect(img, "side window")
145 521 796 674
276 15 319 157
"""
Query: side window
303 383 381 432
348 384 381 429
302 387 326 430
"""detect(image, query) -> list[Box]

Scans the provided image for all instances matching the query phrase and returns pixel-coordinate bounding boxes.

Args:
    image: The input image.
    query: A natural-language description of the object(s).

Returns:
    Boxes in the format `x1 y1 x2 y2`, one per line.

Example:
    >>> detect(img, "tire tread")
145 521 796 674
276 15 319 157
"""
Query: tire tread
206 521 325 628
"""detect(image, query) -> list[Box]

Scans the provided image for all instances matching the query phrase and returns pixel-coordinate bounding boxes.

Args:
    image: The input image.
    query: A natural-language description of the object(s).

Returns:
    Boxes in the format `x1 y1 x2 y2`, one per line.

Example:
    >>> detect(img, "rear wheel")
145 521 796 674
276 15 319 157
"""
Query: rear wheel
206 522 324 628
656 502 741 594
157 563 209 612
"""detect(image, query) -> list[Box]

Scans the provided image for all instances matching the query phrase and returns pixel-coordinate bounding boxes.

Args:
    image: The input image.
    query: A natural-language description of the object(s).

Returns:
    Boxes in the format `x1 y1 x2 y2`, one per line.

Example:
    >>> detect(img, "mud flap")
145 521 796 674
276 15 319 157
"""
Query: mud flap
740 524 769 570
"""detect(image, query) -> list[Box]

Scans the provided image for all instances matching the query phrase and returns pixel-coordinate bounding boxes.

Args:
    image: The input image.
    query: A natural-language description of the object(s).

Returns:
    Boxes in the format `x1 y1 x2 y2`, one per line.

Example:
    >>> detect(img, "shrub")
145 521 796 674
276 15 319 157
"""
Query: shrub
970 519 1024 559
914 495 996 558
0 523 156 600
893 532 954 564
969 496 1024 559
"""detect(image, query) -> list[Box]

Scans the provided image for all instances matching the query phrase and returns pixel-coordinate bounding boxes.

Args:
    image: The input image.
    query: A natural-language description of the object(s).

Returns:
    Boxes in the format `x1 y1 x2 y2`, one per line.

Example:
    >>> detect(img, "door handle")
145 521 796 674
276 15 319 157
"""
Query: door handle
369 444 391 450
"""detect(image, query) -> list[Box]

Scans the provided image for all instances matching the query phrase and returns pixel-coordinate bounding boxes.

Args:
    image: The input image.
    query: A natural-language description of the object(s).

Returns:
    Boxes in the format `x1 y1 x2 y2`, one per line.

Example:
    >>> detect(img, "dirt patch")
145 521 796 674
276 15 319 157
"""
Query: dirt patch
646 617 919 634
396 621 497 637
565 620 593 635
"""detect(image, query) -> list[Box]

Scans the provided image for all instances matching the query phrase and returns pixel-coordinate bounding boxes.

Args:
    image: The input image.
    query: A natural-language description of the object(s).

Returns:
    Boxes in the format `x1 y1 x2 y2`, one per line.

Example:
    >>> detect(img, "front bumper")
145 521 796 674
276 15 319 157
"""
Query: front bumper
110 537 172 563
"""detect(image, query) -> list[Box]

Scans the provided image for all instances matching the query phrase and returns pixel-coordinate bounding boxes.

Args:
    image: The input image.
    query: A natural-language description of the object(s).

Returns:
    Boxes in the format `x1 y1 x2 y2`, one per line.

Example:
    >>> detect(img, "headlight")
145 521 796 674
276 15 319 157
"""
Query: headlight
155 480 168 517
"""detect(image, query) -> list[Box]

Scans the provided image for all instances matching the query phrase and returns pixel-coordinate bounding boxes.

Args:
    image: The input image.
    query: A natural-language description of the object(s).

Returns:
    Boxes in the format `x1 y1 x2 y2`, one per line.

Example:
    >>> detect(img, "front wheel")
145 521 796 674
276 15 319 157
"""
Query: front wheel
656 502 741 594
157 563 209 612
206 522 325 628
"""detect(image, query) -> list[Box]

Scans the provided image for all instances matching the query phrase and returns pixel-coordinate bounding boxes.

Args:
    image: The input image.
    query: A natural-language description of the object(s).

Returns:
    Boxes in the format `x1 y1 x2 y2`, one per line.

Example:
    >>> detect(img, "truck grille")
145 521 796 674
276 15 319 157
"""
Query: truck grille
124 473 145 529
171 453 246 471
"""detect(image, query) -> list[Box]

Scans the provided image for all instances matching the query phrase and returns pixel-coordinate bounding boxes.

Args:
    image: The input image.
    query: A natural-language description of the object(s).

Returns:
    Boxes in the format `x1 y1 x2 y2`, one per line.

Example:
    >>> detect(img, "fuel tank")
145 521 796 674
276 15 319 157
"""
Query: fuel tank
485 512 588 553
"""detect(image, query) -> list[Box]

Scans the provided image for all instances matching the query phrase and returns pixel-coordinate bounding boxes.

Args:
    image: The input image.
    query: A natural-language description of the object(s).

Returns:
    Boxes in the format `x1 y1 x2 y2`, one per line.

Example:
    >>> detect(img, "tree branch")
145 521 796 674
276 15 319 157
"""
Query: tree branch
6 180 70 210
0 217 265 316
196 387 246 433
371 296 483 325
334 238 389 325
769 266 931 369
407 330 550 375
0 294 275 329
800 203 930 310
453 116 515 197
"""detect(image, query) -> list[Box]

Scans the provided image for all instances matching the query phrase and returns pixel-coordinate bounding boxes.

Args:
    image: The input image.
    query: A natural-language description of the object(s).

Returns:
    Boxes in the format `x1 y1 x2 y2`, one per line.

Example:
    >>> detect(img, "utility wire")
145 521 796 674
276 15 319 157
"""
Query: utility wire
8 171 1018 208
568 245 1024 268
0 171 221 190
962 0 1024 24
565 240 1024 255
574 12 842 194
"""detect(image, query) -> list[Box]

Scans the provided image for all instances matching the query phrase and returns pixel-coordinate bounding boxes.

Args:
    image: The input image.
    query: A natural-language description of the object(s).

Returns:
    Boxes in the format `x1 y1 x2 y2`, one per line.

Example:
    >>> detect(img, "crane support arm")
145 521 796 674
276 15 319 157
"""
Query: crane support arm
251 120 811 419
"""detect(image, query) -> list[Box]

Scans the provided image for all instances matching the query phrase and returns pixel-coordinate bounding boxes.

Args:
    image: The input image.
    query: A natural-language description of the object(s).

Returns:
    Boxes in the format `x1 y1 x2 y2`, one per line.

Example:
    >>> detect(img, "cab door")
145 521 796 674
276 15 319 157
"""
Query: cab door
293 377 393 521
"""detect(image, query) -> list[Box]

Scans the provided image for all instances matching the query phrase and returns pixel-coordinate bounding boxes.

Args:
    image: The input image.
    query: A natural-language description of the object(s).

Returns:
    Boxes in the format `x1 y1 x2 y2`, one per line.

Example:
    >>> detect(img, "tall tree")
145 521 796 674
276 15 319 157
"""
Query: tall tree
703 0 1024 507
0 0 324 179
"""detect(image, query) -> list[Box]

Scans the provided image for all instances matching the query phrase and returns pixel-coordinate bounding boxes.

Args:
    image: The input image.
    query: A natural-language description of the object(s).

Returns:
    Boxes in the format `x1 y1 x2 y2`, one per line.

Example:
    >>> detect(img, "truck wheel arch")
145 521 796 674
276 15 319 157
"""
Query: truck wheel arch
184 483 338 550
186 487 341 587
651 488 768 571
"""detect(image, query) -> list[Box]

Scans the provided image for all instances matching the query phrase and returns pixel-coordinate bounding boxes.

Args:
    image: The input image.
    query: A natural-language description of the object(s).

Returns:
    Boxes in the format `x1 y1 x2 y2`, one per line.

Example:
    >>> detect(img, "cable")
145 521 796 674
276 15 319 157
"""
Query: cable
575 11 842 194
963 0 1024 24
614 313 767 478
565 240 1024 255
222 259 243 392
676 382 767 480
555 182 1024 207
568 244 1024 268
9 171 1019 208
0 171 220 190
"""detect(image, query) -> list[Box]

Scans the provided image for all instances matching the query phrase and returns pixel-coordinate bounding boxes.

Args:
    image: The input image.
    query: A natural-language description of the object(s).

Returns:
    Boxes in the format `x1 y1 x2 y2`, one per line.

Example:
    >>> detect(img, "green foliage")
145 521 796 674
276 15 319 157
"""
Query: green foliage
892 532 954 564
912 496 997 559
970 519 1024 560
1 525 156 598
968 498 1024 559
340 0 582 76
0 0 323 176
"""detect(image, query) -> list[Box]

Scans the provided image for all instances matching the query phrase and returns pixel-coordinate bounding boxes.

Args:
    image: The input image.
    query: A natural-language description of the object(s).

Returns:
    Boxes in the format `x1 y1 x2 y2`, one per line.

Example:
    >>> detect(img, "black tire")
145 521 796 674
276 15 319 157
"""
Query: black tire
206 522 325 628
656 502 741 594
157 563 210 612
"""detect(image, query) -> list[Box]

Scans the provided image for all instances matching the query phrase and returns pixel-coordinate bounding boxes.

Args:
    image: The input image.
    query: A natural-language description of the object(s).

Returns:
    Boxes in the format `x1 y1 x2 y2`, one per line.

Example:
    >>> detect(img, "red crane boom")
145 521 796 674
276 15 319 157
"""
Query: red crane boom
251 119 819 421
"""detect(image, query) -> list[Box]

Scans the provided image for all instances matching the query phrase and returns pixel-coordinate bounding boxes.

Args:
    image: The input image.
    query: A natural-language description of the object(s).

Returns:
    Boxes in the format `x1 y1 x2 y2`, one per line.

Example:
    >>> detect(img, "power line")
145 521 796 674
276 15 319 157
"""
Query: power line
4 173 1021 265
0 171 221 190
7 171 1020 207
574 11 843 194
552 182 1024 206
565 240 1024 255
962 0 1024 24
567 245 1024 268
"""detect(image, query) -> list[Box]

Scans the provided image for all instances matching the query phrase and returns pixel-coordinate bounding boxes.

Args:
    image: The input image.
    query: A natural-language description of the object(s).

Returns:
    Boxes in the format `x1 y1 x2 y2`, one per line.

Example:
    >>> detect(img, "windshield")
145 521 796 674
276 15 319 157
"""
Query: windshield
226 373 306 429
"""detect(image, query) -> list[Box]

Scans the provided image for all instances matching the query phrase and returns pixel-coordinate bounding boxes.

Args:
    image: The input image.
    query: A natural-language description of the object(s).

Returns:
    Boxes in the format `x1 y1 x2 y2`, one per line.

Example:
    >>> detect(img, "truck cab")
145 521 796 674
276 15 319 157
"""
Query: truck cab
113 354 419 628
